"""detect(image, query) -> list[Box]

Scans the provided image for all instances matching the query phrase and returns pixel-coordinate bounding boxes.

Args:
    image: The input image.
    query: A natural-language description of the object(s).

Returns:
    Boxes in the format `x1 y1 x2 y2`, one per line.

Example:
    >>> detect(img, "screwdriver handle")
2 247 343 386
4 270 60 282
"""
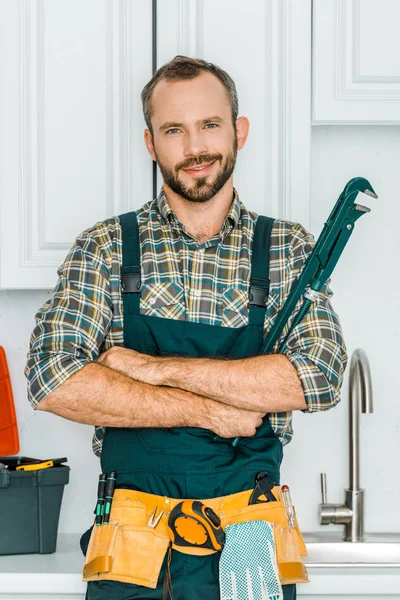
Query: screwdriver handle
103 472 117 525
95 473 107 526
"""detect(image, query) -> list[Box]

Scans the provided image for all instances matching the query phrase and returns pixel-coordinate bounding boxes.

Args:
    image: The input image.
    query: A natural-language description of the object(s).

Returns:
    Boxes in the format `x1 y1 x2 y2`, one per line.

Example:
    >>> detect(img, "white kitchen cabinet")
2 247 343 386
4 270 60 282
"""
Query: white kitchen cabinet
157 0 312 230
0 0 153 289
0 0 312 289
313 0 400 124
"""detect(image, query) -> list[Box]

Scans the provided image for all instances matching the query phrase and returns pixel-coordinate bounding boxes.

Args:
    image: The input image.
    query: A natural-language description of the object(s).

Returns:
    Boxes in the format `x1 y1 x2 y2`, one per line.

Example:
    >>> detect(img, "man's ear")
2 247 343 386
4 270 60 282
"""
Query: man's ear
235 116 250 151
144 129 157 161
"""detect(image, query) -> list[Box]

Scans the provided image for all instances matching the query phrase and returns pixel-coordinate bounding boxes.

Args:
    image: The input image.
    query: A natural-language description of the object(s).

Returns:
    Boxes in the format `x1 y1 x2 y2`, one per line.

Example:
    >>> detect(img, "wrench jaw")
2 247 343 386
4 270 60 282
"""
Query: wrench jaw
355 204 371 214
343 176 377 200
349 187 378 224
354 187 378 215
363 188 378 199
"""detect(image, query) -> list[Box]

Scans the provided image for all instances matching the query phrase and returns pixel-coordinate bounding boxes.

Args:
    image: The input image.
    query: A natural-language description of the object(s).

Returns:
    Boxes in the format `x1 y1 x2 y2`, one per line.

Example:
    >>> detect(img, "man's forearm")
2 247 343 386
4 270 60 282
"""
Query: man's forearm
147 353 306 412
36 362 216 429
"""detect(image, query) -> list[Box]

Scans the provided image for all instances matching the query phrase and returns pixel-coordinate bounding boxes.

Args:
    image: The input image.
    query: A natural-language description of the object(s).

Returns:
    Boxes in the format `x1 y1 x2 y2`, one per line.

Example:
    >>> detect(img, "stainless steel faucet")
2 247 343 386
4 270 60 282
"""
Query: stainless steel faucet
319 348 373 541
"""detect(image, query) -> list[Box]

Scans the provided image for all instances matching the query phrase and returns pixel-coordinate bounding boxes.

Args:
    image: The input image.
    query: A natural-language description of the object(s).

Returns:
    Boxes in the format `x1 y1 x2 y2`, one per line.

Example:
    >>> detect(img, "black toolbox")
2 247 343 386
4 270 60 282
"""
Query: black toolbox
0 456 70 555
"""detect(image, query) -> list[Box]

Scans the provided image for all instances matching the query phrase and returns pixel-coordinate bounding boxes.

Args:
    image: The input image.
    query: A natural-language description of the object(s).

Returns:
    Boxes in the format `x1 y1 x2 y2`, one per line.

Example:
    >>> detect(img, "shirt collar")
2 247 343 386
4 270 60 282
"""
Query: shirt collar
156 186 242 234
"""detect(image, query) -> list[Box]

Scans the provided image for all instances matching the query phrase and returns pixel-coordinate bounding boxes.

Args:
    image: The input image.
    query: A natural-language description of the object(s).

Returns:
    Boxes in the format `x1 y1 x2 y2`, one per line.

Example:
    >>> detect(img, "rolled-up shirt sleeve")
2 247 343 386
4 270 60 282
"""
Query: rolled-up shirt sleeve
281 223 348 412
25 231 113 409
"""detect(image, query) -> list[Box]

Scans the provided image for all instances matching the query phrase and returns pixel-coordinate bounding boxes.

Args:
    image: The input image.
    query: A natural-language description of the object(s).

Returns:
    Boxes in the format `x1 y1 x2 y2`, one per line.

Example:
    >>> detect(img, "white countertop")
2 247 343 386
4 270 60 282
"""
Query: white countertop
0 535 400 597
0 535 85 595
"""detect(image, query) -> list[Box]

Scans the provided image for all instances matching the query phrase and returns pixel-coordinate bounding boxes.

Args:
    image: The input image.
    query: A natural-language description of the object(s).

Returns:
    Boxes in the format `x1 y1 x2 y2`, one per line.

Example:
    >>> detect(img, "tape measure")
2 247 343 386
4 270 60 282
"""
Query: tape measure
167 500 225 556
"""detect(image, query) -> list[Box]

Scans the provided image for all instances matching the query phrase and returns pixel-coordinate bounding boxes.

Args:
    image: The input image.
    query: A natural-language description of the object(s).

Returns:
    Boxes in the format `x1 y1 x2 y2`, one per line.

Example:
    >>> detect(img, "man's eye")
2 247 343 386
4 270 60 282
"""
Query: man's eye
166 123 218 134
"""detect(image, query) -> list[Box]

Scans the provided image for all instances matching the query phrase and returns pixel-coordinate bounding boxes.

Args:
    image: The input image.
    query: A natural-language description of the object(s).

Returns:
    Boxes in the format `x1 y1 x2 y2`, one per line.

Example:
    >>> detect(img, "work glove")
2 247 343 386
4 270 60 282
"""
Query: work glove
219 520 283 600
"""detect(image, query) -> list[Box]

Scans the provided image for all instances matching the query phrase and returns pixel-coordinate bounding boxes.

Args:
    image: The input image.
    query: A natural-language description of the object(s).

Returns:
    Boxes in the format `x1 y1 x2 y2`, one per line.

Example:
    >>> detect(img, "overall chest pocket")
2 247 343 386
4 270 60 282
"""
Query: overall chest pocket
140 281 185 320
220 287 249 328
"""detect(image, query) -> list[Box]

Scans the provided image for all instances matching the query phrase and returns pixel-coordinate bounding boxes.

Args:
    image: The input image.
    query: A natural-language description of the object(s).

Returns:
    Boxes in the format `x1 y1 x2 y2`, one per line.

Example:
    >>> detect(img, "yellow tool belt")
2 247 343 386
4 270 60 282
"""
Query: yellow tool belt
82 487 308 589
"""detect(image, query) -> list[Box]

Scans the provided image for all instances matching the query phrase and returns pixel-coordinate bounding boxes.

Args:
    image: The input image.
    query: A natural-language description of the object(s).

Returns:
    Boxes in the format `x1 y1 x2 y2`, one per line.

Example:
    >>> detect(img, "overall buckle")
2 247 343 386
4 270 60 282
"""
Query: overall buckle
121 268 141 293
248 279 270 307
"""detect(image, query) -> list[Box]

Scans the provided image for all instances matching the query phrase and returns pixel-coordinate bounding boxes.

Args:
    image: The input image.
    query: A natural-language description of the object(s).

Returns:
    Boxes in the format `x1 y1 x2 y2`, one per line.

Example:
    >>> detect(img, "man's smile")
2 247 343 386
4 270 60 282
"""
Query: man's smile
182 160 217 176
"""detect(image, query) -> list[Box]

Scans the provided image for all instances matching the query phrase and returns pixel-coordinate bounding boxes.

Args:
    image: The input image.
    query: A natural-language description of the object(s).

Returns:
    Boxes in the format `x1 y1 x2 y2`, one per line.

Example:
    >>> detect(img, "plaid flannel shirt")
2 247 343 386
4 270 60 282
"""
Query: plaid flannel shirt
25 187 347 456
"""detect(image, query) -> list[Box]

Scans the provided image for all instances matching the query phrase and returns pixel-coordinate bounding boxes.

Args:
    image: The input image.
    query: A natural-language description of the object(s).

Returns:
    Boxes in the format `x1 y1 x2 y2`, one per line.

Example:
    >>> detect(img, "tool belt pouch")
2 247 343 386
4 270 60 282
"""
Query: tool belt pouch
82 501 169 589
221 498 309 585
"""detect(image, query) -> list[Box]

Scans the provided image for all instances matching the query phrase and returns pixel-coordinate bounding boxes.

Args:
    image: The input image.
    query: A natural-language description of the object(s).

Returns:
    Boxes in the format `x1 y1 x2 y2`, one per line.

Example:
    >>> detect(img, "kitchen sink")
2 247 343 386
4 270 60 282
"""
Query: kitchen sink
303 532 400 567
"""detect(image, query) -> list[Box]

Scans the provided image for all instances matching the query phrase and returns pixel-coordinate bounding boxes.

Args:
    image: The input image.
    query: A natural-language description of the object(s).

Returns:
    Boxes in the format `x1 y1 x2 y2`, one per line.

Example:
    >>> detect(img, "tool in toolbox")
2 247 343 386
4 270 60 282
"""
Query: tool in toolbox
1 456 40 467
0 346 19 457
16 457 68 471
102 471 117 525
167 500 225 553
231 177 378 447
248 471 277 505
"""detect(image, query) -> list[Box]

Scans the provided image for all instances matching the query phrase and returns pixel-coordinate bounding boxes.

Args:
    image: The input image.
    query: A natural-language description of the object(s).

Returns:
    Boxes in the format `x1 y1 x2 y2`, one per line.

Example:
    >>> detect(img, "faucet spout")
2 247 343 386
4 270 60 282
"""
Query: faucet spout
349 348 373 491
319 348 374 541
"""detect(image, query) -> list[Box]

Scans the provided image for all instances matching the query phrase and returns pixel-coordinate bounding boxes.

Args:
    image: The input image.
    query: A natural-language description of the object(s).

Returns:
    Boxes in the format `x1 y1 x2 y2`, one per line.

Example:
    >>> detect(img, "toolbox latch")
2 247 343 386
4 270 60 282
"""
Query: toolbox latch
0 470 11 488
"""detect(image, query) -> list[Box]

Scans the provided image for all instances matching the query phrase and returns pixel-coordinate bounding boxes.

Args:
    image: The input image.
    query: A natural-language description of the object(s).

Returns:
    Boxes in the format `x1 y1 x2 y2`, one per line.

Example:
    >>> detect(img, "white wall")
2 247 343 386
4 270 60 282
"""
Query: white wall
0 289 99 536
282 124 400 534
1 124 399 536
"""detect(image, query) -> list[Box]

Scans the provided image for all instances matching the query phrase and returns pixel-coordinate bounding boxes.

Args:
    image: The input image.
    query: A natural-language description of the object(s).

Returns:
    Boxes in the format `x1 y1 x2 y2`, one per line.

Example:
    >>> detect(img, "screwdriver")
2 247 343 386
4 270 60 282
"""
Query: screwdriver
95 473 107 526
102 472 117 525
281 485 296 529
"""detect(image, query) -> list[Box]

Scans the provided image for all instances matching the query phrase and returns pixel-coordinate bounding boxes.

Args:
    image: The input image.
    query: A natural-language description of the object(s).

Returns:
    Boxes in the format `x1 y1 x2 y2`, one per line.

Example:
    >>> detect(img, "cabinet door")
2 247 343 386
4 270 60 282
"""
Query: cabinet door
313 0 400 123
157 0 312 228
0 0 153 289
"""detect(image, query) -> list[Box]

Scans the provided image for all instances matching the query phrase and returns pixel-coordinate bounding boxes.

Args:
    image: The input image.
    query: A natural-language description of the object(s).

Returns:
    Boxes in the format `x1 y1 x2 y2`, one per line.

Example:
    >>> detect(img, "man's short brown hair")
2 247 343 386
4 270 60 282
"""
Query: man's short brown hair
141 55 239 136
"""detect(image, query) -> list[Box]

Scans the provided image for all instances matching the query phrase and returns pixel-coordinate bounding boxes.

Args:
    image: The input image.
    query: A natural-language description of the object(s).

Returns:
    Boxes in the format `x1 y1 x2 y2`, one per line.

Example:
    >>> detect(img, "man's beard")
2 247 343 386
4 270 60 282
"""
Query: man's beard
154 135 238 203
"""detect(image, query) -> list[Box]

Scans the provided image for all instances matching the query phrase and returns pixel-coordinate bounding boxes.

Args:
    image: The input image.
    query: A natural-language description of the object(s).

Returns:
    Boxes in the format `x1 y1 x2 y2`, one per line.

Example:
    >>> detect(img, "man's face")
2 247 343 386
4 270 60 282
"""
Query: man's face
145 72 241 203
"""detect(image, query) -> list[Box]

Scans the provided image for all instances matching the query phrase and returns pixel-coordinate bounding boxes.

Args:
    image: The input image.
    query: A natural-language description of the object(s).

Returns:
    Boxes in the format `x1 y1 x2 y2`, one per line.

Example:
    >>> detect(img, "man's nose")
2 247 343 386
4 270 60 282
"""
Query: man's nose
183 131 209 158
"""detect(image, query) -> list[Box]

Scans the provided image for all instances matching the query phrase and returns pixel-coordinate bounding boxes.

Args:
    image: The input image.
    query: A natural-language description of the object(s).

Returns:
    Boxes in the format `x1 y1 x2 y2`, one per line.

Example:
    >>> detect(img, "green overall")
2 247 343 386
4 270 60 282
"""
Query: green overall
83 211 296 600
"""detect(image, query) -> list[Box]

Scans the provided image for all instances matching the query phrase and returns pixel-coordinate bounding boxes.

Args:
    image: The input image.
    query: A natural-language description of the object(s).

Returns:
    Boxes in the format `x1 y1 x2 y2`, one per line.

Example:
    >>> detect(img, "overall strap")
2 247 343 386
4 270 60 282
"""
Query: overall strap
248 216 275 326
119 211 141 316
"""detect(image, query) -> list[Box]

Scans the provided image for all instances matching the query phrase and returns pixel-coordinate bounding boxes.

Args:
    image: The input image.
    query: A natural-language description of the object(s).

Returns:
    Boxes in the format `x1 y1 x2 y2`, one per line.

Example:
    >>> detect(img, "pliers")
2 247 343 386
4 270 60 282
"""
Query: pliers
147 506 165 528
248 471 277 505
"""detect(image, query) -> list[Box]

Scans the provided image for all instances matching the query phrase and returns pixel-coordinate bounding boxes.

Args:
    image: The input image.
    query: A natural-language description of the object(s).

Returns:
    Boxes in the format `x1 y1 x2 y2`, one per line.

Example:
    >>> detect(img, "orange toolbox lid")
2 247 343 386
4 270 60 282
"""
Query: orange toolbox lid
0 346 20 457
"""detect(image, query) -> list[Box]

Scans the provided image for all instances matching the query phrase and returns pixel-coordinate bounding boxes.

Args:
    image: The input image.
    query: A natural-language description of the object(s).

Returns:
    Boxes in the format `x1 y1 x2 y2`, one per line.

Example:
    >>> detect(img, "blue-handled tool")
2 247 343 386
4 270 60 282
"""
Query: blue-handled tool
231 177 378 447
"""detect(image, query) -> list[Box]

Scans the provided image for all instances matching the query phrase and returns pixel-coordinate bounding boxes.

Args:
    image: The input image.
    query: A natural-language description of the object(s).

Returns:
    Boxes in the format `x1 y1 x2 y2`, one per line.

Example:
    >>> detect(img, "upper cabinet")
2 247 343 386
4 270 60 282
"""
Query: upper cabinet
313 0 400 124
0 0 153 289
156 0 312 229
0 0 312 289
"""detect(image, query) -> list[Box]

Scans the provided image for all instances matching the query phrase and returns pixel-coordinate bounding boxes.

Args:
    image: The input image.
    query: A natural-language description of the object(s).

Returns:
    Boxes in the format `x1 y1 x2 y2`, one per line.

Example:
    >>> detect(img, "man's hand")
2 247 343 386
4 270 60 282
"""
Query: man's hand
97 347 266 438
97 346 159 383
205 399 266 439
